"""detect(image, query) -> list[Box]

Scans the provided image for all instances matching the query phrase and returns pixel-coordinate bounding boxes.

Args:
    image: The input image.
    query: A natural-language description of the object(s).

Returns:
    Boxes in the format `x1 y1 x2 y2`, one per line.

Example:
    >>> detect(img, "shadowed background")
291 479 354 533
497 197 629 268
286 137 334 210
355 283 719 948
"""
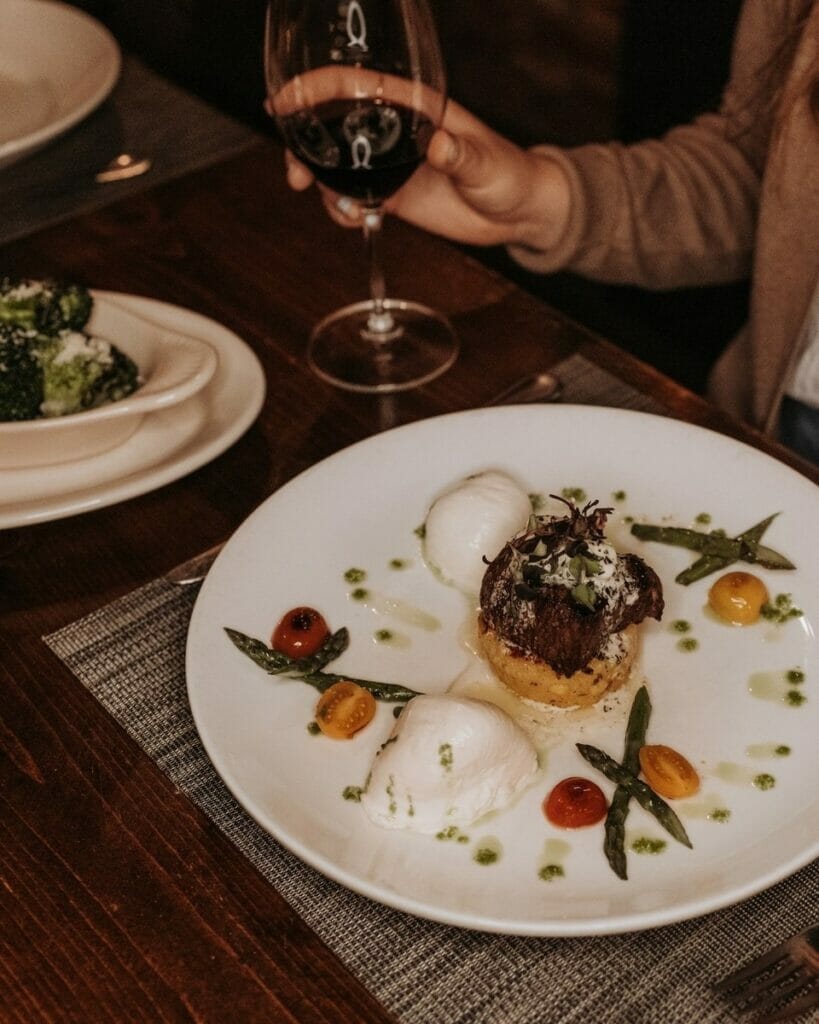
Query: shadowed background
72 0 746 394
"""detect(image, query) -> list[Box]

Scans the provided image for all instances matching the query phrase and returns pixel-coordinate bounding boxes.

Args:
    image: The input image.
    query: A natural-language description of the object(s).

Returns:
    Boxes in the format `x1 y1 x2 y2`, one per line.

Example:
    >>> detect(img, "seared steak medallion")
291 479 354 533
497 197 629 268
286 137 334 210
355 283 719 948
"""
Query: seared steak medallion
479 500 664 679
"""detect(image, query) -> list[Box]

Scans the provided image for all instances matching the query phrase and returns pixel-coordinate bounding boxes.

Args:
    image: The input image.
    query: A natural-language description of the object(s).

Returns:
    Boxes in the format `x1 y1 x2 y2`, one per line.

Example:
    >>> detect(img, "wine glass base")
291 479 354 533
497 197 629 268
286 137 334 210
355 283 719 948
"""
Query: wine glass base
307 299 459 394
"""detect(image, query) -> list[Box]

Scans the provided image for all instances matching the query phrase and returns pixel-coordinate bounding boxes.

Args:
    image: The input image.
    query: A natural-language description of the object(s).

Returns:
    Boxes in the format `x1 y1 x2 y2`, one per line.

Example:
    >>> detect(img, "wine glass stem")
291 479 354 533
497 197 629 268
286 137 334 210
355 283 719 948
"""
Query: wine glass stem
363 207 396 337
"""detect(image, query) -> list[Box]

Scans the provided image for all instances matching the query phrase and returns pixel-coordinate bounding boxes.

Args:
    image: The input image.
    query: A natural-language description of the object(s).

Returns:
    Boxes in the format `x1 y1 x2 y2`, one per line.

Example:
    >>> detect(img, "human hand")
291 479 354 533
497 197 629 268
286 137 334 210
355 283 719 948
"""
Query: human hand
284 97 571 252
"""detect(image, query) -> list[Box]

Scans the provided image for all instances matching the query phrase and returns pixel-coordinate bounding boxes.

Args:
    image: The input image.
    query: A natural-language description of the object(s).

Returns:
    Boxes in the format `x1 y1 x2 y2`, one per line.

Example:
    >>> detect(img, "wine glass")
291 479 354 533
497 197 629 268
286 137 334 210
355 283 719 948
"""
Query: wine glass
265 0 458 393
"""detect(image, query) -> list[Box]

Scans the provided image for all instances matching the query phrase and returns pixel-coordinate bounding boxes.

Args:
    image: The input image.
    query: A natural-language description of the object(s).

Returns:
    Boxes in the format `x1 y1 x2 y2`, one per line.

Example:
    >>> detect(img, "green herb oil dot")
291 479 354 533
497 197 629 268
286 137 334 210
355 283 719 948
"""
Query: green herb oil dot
474 848 497 865
786 668 806 684
672 619 692 633
342 786 363 802
389 558 409 570
786 690 807 707
539 864 565 882
695 513 712 525
775 745 791 756
307 721 320 735
561 487 587 503
753 774 776 791
436 825 468 842
631 837 667 854
350 587 369 601
612 490 627 502
344 567 366 583
473 838 502 865
709 808 731 823
677 637 699 652
439 742 453 772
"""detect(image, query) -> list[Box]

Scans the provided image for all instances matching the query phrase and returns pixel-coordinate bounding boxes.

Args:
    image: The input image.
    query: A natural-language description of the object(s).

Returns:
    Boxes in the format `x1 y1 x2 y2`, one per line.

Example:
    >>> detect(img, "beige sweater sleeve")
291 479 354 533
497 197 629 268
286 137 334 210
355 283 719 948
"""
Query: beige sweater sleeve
509 0 789 290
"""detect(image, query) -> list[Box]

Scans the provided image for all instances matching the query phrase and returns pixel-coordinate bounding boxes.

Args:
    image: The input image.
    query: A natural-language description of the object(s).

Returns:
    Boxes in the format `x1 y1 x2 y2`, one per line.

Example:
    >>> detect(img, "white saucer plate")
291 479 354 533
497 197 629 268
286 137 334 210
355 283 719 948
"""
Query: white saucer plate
186 406 819 936
0 293 266 528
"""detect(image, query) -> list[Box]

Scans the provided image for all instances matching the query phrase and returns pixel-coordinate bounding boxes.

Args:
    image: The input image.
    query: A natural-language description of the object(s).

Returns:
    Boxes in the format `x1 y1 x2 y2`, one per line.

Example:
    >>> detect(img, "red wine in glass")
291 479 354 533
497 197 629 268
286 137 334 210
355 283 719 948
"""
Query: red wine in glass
265 0 458 393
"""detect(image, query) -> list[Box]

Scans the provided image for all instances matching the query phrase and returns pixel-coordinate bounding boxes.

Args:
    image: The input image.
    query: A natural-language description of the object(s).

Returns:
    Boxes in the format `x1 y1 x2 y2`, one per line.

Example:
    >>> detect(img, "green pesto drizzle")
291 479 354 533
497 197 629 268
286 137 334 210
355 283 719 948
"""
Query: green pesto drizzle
473 837 502 865
436 825 469 843
631 837 667 855
760 593 803 624
538 864 565 882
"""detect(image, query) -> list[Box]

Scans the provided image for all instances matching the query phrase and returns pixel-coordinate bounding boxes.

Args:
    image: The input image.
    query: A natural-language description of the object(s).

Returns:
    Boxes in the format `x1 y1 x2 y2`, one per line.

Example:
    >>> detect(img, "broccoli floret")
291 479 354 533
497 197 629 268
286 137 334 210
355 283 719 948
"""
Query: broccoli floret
90 345 140 407
36 331 139 417
0 325 43 421
0 278 93 333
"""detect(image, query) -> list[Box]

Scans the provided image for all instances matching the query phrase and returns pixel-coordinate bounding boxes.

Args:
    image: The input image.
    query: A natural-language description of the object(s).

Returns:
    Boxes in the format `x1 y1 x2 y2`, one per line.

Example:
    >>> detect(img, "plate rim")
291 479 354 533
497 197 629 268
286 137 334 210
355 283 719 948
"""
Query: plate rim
185 404 819 936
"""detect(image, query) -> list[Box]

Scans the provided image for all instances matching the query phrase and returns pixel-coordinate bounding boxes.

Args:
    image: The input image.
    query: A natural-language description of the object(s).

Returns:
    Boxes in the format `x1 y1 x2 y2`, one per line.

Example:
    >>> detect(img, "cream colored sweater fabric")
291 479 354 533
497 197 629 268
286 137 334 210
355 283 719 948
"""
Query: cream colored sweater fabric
510 0 819 435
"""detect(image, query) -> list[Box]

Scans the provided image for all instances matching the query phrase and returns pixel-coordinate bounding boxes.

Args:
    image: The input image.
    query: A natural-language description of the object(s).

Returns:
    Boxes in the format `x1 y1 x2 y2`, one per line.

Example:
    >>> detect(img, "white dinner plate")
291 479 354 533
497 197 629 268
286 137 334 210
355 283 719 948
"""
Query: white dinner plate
0 0 120 169
0 293 265 527
186 406 819 936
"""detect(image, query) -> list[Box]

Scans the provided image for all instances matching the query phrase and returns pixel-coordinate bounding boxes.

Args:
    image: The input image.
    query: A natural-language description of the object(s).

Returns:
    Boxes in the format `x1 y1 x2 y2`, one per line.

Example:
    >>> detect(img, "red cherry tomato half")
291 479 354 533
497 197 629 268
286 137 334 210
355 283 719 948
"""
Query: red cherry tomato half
544 777 608 828
271 606 330 658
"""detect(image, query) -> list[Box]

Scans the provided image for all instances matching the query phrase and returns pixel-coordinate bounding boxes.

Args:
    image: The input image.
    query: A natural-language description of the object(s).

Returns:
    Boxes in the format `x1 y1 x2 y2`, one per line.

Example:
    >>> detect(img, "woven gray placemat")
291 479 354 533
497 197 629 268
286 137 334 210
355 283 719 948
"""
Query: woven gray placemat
45 359 818 1024
2 55 258 248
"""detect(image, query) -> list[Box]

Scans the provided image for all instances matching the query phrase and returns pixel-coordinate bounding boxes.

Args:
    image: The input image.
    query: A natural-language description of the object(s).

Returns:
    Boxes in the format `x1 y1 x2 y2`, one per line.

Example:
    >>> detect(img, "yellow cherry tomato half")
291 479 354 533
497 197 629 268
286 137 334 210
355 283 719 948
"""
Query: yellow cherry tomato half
639 744 700 799
315 681 376 739
708 571 770 625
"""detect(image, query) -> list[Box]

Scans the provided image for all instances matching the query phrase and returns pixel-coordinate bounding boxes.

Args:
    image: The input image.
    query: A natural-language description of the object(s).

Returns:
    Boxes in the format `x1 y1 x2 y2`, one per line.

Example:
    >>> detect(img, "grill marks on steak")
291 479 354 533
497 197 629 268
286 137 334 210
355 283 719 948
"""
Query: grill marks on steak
479 510 664 678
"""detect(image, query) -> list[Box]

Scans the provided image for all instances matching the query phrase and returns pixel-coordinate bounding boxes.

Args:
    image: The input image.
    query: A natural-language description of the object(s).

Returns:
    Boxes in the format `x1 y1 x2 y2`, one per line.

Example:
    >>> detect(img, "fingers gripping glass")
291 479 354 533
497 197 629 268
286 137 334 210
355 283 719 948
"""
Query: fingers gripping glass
265 0 458 393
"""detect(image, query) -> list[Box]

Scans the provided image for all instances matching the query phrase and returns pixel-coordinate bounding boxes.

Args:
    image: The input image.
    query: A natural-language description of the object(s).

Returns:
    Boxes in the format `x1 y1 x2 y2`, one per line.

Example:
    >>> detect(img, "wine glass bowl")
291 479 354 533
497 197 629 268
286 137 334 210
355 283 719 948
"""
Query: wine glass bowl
265 0 458 393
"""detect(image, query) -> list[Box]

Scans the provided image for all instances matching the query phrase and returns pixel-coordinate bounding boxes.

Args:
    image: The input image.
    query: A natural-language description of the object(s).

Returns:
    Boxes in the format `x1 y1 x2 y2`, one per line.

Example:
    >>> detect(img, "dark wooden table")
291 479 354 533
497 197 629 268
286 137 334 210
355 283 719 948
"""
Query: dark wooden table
1 137 816 1024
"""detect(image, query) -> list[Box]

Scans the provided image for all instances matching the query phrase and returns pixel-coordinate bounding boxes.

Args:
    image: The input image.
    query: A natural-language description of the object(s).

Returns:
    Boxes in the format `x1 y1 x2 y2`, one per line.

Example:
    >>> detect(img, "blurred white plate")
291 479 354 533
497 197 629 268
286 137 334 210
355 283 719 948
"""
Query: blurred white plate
0 293 265 526
0 0 120 169
187 406 819 936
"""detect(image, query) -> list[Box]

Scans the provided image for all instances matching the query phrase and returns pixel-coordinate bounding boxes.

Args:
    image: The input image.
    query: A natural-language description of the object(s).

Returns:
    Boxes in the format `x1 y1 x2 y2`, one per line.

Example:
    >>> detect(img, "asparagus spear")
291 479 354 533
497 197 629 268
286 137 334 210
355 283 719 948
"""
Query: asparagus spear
603 686 651 880
630 514 795 586
225 627 421 703
577 743 692 849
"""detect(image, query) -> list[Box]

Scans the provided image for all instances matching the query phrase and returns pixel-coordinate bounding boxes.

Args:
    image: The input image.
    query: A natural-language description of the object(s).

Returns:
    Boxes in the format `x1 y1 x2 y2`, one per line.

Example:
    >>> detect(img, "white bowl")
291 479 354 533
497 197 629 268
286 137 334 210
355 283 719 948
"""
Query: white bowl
0 0 121 169
0 293 219 469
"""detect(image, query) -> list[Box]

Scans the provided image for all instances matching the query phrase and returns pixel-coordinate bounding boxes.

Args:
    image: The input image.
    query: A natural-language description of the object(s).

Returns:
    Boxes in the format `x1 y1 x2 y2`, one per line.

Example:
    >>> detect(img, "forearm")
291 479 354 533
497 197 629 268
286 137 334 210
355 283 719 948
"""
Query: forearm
509 116 761 290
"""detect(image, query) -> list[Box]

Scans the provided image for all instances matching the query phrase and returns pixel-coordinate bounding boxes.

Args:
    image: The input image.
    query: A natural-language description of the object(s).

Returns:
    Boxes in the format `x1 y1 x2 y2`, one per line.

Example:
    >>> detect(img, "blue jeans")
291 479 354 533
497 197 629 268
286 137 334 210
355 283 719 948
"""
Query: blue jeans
779 396 819 466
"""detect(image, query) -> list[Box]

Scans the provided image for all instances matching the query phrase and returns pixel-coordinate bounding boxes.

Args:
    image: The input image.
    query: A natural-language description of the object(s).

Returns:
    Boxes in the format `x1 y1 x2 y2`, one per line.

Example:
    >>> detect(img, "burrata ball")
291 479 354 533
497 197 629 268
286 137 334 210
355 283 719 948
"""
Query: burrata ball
423 470 531 594
360 694 539 833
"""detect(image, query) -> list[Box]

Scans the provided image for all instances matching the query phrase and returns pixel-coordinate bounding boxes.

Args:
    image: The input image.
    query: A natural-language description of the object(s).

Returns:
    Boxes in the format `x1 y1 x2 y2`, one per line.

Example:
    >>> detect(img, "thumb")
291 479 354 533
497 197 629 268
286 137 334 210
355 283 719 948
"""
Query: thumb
427 129 491 192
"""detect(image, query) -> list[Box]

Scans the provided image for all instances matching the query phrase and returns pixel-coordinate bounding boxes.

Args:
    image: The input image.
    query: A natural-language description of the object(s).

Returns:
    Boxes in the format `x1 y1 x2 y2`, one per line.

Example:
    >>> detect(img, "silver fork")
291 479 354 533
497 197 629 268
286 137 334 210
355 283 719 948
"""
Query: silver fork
714 924 819 1023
